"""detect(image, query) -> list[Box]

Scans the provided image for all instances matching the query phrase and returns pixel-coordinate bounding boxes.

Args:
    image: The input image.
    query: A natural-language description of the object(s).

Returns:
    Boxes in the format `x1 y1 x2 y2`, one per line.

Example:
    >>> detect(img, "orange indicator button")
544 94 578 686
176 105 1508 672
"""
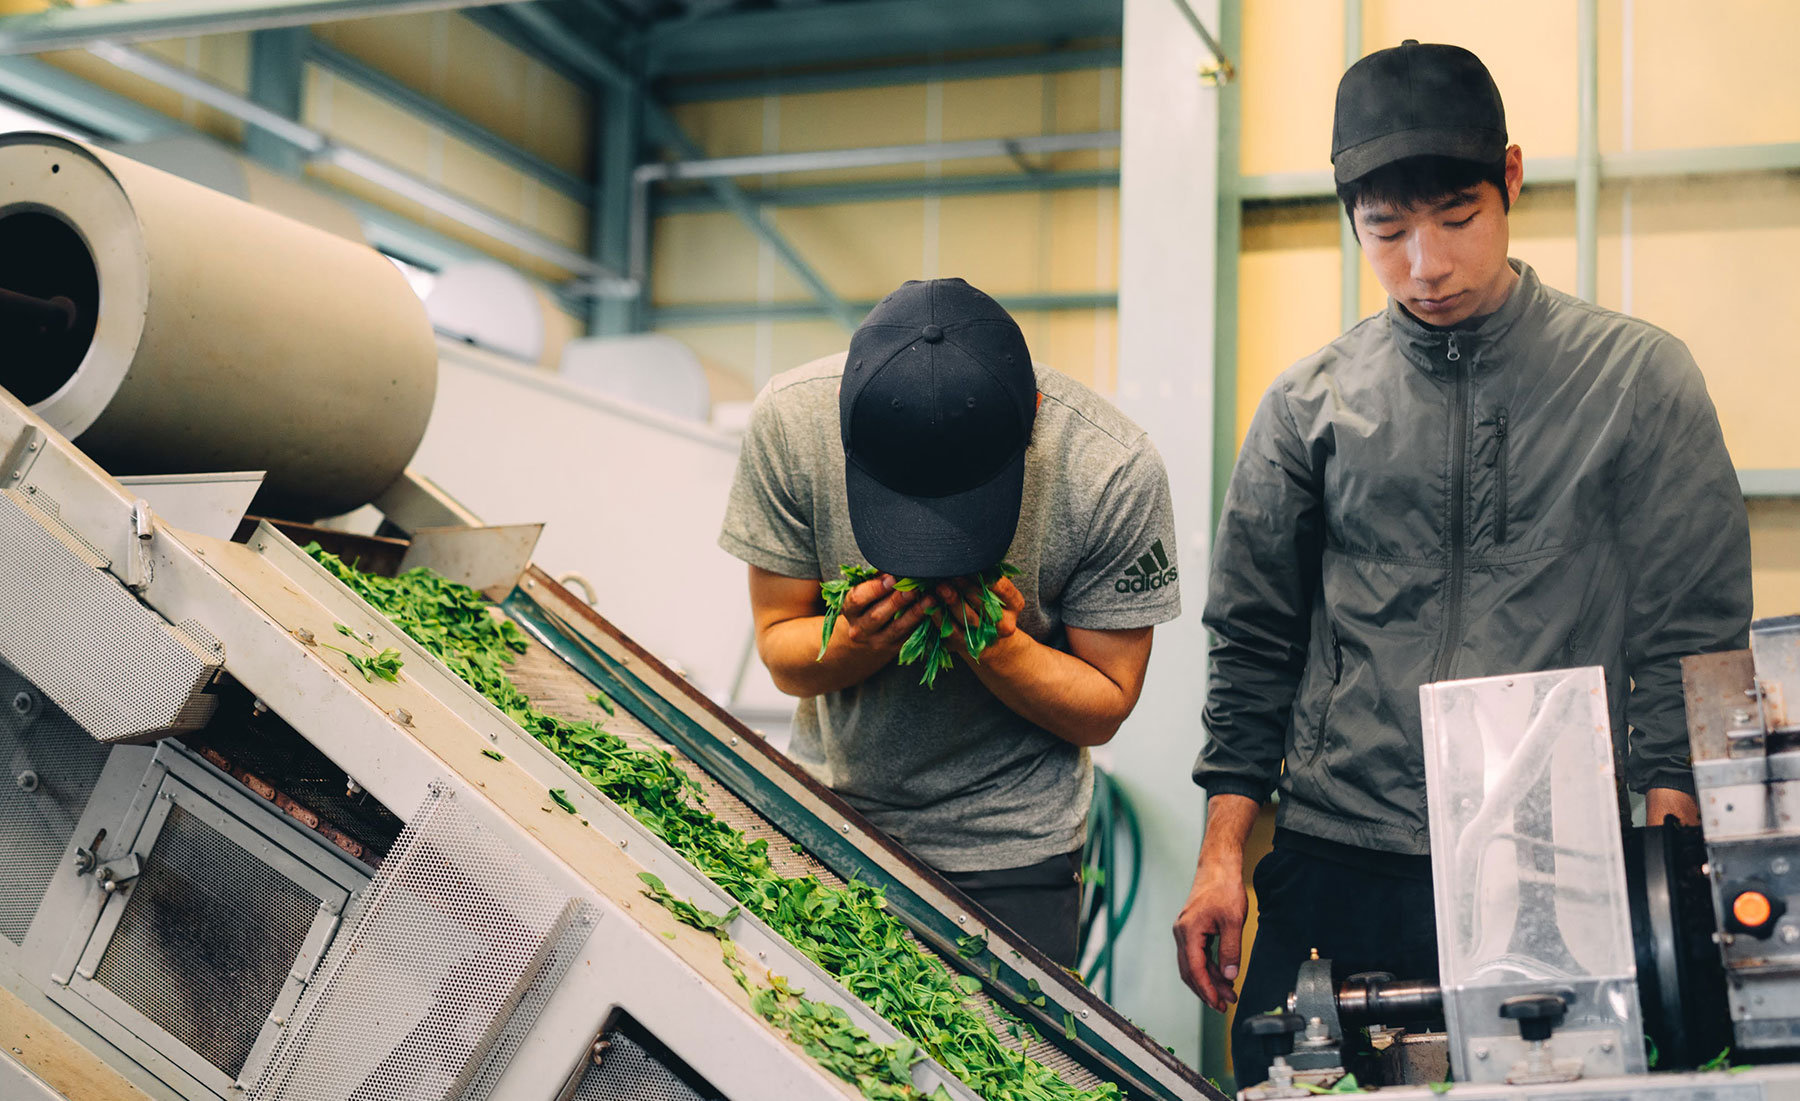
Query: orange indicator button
1734 891 1774 929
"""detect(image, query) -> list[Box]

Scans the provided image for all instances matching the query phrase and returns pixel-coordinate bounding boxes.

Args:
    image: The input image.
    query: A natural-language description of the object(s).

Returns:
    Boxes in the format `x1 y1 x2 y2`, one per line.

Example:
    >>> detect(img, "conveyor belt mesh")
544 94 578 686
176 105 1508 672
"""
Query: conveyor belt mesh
501 632 1105 1093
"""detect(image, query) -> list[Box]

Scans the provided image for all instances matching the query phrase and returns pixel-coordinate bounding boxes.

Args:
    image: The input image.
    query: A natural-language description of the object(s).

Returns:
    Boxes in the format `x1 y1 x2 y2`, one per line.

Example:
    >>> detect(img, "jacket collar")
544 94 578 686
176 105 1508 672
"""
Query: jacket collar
1386 259 1543 376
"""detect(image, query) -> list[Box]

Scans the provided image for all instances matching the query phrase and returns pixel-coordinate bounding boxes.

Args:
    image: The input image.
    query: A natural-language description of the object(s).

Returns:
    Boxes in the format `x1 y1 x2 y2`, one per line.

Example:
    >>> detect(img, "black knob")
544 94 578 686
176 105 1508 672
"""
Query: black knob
1244 1011 1305 1059
1499 994 1567 1044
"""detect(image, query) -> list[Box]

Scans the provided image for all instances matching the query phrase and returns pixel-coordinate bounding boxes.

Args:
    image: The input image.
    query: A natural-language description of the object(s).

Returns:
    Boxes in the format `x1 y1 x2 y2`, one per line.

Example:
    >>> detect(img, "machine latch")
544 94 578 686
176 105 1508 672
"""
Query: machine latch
72 849 143 894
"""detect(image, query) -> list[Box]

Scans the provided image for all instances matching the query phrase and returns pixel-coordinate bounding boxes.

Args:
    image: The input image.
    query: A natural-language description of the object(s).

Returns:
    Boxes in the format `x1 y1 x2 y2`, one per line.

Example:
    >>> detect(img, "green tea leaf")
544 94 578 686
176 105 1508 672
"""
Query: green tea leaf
481 749 505 760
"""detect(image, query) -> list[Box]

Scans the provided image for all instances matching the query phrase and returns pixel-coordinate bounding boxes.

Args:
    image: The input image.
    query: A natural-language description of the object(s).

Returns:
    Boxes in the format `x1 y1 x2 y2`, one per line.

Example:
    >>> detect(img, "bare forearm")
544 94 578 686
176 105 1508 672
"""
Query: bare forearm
757 615 894 697
963 632 1137 746
1196 794 1261 874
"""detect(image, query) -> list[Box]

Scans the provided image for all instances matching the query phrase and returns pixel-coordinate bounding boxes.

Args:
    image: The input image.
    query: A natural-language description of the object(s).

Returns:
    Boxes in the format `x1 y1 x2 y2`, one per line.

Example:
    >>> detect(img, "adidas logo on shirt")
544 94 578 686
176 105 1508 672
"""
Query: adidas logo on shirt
1115 540 1178 593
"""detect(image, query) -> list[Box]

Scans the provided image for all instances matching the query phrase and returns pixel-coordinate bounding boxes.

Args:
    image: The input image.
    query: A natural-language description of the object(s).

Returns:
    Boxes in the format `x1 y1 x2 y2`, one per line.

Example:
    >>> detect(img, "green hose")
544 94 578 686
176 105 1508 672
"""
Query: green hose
1077 767 1143 1001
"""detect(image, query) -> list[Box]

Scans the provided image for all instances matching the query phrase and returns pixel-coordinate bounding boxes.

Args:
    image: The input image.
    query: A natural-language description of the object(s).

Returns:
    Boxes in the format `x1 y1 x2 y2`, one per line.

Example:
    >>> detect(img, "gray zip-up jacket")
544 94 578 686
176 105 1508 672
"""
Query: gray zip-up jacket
1195 261 1753 855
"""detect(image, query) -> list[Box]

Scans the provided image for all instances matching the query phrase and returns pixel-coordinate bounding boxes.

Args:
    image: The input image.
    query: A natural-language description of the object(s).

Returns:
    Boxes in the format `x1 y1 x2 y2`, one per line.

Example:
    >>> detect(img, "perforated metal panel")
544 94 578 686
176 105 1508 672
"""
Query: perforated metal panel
90 803 322 1077
572 1028 715 1101
250 784 594 1101
0 488 219 742
0 663 111 944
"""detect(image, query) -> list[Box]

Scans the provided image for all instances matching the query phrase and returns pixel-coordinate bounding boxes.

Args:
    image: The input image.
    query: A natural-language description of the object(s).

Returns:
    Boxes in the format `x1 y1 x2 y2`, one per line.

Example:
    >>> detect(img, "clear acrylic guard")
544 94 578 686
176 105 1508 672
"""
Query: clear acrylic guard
1420 666 1645 1083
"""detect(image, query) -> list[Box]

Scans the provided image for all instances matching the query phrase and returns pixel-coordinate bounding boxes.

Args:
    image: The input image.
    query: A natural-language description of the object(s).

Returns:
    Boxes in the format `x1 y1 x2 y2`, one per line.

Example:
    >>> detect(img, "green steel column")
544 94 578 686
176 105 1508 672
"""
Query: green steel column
1339 0 1362 332
1209 0 1242 525
246 26 307 174
593 83 644 335
1576 0 1599 302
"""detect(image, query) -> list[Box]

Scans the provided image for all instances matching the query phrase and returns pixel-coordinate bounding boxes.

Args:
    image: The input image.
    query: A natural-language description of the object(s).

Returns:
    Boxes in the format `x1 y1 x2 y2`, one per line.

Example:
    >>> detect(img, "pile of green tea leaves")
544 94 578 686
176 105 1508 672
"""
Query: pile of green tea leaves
819 563 1021 688
306 545 1118 1101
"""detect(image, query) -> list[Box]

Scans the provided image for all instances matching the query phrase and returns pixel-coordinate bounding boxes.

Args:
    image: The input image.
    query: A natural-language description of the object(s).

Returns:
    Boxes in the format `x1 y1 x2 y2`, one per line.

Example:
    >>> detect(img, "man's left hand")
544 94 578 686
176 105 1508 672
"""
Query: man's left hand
1646 787 1700 827
934 576 1024 659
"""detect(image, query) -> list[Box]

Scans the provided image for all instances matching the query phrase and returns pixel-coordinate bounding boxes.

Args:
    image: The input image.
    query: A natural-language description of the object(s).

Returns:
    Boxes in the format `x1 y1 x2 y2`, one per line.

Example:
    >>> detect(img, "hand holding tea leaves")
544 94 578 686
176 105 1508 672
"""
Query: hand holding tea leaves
819 562 1021 688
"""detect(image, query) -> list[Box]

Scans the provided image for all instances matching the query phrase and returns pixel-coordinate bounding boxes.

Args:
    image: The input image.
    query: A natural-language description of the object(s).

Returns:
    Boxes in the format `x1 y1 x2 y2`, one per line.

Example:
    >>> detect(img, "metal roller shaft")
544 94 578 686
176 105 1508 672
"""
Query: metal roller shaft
1336 977 1444 1026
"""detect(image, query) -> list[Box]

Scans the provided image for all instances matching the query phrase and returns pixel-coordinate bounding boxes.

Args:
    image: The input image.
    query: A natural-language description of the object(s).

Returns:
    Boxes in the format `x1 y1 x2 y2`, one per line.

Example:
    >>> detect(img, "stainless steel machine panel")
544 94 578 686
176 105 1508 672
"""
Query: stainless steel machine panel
250 783 594 1101
0 487 220 742
0 661 111 944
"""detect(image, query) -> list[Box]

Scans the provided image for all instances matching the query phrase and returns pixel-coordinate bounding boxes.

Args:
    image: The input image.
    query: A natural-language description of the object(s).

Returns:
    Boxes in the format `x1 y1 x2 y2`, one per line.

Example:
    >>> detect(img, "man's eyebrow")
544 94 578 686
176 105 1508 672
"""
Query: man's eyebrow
1358 208 1402 226
1429 188 1483 212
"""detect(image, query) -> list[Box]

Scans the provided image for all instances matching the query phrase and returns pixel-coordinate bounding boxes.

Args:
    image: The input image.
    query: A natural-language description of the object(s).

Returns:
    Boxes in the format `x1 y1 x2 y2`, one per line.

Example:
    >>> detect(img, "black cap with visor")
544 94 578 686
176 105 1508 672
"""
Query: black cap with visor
839 278 1035 579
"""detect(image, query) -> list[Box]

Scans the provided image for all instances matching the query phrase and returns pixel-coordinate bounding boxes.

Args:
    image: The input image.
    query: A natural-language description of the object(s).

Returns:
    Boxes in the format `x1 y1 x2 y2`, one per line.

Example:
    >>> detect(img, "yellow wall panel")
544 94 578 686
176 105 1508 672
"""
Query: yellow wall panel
1040 308 1119 394
1624 174 1800 471
669 97 768 159
939 74 1045 141
314 14 438 99
933 193 1044 298
305 160 571 283
778 84 927 152
1239 0 1341 176
532 186 591 255
439 135 528 223
305 67 433 169
315 14 591 177
1045 187 1118 293
769 320 855 376
1237 204 1341 446
1751 501 1800 619
651 211 764 305
1363 1 1579 159
46 37 248 144
1629 1 1800 151
771 200 928 302
1051 67 1121 135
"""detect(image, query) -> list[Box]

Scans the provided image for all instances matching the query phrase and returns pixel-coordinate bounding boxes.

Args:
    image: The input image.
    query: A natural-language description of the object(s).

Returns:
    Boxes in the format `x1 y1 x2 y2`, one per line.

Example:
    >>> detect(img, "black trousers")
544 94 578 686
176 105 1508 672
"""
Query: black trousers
1231 844 1440 1089
941 850 1083 967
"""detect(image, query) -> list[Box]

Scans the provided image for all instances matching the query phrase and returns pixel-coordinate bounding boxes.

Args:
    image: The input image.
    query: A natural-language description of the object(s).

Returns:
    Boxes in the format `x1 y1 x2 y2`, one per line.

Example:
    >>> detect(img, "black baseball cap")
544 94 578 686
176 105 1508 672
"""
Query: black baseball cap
1332 40 1507 184
839 278 1035 579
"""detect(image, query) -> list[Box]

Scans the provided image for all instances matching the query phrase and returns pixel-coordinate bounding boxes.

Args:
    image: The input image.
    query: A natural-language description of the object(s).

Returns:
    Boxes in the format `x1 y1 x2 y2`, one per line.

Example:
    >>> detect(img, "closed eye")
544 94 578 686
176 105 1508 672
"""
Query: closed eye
1445 212 1477 228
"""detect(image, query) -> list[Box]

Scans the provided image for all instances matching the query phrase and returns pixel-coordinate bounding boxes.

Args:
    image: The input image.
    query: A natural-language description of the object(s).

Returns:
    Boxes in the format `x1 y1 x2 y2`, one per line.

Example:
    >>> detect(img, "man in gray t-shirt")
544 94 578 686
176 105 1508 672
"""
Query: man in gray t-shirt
718 277 1180 964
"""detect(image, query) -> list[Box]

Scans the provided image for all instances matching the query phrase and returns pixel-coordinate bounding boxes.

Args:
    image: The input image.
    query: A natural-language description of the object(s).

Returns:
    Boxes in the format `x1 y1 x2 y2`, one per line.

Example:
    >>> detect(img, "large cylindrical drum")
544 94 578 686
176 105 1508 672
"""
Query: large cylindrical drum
0 133 437 519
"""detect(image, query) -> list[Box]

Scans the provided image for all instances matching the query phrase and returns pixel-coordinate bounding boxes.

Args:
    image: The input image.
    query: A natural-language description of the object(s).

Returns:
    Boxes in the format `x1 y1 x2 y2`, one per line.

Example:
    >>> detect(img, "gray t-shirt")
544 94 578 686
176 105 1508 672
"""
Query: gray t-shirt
719 353 1181 872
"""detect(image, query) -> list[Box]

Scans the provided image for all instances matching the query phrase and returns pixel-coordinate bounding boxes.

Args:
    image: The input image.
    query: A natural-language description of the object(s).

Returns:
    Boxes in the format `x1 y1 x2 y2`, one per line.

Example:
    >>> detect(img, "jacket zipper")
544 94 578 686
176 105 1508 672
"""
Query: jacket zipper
1434 333 1466 682
1486 407 1510 544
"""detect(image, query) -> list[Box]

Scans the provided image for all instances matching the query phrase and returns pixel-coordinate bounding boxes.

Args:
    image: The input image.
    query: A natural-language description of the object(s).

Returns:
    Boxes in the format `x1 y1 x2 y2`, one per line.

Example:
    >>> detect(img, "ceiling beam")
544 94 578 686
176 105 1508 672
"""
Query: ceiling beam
640 0 1121 78
0 0 529 54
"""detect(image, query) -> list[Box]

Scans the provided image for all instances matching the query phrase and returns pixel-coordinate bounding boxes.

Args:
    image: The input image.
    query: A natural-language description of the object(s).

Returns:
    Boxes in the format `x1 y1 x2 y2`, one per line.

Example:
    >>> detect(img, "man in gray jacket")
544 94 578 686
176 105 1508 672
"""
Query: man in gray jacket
1171 40 1753 1084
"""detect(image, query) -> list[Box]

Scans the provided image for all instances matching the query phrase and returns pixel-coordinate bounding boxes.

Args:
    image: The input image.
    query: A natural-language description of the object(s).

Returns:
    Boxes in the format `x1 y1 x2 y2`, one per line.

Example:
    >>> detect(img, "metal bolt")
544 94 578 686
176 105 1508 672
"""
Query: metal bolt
1776 857 1792 877
1702 862 1714 877
957 914 967 925
1080 1010 1089 1019
389 708 413 726
840 823 850 834
729 736 738 746
1600 1039 1614 1053
525 579 536 588
252 699 269 716
1734 709 1754 724
270 1015 287 1028
1474 1047 1489 1061
25 441 37 451
618 838 628 850
11 691 33 716
346 777 364 797
16 770 38 793
1780 925 1800 945
294 627 315 645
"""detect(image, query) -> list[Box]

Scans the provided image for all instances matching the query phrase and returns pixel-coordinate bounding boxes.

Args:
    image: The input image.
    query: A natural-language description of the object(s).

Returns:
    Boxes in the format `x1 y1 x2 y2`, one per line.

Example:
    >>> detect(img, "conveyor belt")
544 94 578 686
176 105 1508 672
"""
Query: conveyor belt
500 621 1110 1093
